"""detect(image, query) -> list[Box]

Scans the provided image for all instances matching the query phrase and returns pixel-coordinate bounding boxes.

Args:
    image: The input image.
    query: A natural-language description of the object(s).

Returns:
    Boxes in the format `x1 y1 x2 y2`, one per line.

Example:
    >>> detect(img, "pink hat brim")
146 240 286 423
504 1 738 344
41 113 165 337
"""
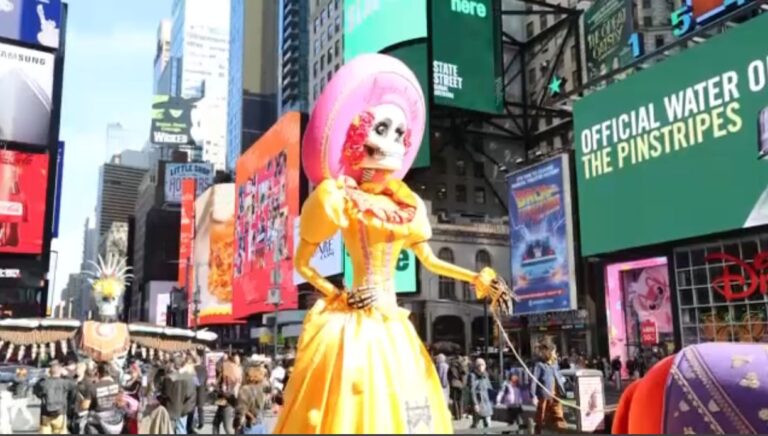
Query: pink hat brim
302 54 426 186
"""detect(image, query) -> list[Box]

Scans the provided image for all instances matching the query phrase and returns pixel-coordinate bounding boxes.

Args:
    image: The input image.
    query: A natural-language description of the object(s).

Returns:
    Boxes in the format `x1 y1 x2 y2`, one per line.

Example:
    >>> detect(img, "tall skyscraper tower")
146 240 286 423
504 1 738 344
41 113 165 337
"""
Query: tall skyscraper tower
154 19 172 94
279 0 309 114
171 0 231 170
226 0 279 172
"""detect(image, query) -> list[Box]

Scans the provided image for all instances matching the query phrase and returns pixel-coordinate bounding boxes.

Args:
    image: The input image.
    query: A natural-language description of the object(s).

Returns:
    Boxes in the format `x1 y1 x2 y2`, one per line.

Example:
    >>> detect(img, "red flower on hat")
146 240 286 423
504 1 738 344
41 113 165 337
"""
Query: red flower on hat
342 110 375 168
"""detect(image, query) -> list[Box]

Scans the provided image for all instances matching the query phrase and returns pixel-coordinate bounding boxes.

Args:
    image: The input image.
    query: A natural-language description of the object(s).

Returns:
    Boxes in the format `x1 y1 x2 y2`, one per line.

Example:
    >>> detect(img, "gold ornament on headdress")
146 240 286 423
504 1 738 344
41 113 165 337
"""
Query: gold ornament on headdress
83 254 134 301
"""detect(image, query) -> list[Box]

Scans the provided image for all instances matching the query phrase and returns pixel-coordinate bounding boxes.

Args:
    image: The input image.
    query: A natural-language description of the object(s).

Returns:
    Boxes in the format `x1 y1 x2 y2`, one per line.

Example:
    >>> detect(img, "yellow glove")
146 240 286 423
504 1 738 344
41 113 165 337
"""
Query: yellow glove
473 267 515 316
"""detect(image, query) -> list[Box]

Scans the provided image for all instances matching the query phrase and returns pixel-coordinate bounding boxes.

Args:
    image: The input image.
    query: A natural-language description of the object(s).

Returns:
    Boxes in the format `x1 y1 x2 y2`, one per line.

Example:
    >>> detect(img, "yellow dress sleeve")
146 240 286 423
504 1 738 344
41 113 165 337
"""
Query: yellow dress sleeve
294 178 348 298
299 178 348 244
405 196 432 248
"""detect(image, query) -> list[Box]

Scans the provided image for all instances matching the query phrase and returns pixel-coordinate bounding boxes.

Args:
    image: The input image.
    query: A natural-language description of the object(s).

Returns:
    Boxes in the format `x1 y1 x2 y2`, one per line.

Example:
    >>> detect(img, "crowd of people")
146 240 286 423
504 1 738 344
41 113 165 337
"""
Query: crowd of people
1 351 293 434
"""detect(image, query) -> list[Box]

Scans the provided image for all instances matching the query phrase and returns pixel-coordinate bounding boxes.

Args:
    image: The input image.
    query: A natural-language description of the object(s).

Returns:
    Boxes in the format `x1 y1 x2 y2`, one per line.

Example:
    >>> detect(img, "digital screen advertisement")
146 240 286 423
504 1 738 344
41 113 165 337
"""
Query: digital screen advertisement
431 0 503 114
0 0 61 49
507 155 577 315
149 94 201 145
604 257 669 377
177 178 195 289
0 149 49 254
164 162 214 204
343 0 427 62
191 183 238 326
0 42 54 147
343 248 418 294
233 112 300 318
574 13 768 256
343 0 430 168
293 221 343 286
583 0 633 80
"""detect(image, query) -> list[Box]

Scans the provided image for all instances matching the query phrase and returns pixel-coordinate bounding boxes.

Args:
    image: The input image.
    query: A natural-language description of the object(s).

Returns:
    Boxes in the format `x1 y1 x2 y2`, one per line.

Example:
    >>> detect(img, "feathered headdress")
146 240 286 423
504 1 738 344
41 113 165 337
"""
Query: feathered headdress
83 254 133 301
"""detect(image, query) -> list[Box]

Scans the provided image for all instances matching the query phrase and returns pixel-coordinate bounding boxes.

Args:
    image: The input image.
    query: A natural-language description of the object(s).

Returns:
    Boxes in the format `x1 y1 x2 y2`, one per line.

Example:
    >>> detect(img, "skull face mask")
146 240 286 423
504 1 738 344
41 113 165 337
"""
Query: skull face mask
342 104 412 177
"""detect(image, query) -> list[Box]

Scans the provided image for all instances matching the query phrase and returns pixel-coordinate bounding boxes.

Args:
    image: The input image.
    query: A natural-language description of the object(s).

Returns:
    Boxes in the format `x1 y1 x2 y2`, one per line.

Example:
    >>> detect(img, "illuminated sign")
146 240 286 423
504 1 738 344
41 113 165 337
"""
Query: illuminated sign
670 0 754 38
706 251 768 301
0 269 21 279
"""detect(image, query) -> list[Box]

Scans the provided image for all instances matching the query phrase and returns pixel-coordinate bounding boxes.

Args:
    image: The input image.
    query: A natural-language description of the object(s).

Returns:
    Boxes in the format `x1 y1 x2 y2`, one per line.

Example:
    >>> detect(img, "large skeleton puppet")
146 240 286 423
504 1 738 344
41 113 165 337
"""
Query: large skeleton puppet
0 254 215 366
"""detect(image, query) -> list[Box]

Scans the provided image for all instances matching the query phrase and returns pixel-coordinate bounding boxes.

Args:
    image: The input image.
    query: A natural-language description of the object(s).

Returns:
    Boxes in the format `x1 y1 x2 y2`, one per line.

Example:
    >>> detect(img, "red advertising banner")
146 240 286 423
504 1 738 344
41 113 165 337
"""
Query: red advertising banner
640 319 658 346
0 150 49 254
178 178 196 289
233 112 301 318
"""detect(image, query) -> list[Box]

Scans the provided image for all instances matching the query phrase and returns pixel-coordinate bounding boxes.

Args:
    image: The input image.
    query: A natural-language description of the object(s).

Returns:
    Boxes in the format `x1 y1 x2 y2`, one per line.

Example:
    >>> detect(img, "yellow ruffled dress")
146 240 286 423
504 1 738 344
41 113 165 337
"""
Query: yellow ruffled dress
273 177 453 434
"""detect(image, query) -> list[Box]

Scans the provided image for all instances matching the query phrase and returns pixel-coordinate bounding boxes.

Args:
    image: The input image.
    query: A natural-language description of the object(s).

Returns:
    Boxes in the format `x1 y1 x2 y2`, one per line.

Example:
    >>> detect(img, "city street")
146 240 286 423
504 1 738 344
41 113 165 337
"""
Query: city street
8 383 624 434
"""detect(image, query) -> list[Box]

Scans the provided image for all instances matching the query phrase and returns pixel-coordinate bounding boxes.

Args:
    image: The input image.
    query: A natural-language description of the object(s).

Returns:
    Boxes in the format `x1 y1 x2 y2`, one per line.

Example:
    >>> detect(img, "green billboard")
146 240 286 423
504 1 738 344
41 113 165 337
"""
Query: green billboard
574 13 768 256
343 0 430 168
343 249 418 293
343 0 427 61
431 0 503 114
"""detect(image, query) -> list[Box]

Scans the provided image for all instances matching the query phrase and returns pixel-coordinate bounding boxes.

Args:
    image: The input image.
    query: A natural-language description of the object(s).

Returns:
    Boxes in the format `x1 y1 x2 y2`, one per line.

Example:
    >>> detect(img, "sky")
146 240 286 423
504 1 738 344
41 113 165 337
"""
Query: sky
49 0 172 306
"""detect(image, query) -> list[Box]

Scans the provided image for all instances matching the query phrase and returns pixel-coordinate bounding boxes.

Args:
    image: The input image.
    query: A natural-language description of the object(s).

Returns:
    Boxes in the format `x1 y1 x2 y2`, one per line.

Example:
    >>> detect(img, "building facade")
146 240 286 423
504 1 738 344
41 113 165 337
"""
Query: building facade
307 0 342 107
95 160 148 238
154 19 172 94
279 0 309 113
226 0 279 172
171 0 231 170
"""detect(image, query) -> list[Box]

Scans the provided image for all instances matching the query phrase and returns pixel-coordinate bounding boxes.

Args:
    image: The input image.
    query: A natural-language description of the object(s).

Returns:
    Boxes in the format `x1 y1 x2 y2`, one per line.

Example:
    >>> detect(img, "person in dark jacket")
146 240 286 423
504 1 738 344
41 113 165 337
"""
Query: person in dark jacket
447 355 467 420
34 360 77 434
235 365 269 434
468 358 494 429
161 356 197 435
530 337 567 434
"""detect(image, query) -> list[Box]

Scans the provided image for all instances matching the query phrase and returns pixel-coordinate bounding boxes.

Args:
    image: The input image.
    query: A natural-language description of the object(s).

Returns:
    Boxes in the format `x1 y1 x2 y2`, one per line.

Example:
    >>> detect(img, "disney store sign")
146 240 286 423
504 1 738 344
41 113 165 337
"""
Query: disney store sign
705 251 768 301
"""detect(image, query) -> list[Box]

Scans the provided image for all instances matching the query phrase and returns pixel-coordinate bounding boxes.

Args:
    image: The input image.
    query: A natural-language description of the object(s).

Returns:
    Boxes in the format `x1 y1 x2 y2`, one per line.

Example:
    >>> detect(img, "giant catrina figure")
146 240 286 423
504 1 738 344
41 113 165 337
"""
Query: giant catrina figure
273 54 514 434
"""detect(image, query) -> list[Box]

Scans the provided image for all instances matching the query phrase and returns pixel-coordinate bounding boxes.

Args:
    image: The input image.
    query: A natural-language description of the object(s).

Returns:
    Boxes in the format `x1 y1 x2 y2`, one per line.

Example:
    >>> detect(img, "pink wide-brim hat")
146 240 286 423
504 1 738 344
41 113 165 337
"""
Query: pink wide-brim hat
302 53 426 186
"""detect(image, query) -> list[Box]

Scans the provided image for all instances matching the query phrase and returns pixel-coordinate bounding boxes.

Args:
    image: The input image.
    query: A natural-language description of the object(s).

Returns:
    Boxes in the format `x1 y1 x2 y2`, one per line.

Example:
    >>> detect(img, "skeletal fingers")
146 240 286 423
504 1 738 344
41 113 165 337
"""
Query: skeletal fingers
347 286 378 310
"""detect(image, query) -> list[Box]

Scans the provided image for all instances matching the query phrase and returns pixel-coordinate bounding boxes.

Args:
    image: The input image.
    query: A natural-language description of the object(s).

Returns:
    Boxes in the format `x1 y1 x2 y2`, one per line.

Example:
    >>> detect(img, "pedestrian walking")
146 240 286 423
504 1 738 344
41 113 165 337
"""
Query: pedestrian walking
34 360 76 434
530 337 567 434
235 365 269 434
448 355 467 420
469 358 494 429
496 372 526 430
435 354 450 406
9 367 34 430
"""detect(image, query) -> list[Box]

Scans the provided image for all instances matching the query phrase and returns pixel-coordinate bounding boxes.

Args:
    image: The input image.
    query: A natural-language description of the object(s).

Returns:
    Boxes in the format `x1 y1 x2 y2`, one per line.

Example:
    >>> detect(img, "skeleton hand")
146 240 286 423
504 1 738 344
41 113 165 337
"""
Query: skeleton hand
346 285 378 310
474 267 515 317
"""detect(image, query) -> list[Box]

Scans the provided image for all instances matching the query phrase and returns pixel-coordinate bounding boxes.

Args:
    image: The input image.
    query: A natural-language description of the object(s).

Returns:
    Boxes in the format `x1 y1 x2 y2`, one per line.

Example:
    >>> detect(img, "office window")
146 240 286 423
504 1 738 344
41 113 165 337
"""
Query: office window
570 45 578 64
314 39 320 55
475 250 492 270
323 7 329 22
329 0 335 12
643 16 653 27
436 183 448 200
655 35 665 48
320 54 325 69
456 184 467 202
434 156 447 174
335 63 341 71
438 248 457 300
313 61 318 77
526 22 534 38
327 48 333 63
642 0 651 7
327 70 332 82
456 159 466 176
321 77 326 88
335 39 340 57
314 17 320 34
529 68 536 83
327 25 333 41
539 14 547 30
335 15 342 33
474 161 484 178
474 187 486 204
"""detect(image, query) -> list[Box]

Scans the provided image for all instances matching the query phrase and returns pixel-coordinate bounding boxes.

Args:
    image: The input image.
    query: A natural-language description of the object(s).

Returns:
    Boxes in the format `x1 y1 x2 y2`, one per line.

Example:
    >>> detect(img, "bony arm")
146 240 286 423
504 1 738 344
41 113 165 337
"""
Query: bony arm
294 238 342 299
411 241 499 299
412 241 514 316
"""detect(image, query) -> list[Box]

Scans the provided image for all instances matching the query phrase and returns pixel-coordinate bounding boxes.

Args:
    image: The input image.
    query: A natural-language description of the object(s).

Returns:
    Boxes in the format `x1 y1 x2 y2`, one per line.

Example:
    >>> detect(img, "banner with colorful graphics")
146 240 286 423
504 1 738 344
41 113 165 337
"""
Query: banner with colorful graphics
233 112 301 318
507 155 576 315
